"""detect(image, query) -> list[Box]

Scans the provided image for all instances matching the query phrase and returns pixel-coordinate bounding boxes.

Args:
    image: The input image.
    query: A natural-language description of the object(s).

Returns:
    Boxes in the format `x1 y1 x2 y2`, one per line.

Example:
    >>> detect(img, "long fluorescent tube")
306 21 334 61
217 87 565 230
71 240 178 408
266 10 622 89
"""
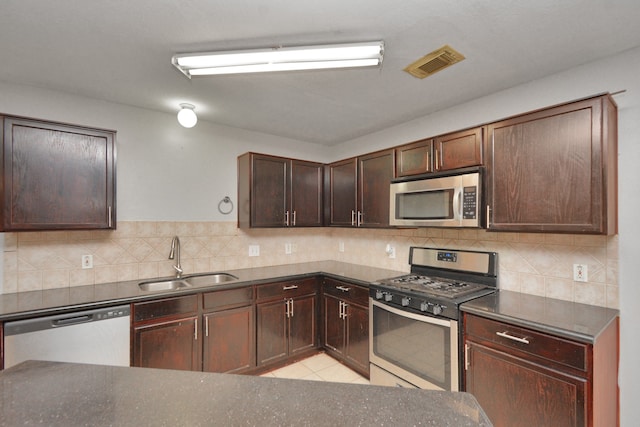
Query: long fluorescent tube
172 41 384 77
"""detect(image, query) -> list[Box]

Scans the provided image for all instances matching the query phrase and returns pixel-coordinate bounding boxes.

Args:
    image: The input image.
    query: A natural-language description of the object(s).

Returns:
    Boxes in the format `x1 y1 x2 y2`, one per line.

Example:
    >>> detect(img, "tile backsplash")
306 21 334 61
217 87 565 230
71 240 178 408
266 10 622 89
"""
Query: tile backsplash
1 221 619 309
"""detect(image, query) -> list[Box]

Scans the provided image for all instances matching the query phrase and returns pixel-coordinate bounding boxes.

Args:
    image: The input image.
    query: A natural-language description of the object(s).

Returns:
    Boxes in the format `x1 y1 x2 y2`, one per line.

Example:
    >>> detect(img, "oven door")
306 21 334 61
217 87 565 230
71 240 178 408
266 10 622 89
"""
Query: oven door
369 298 458 391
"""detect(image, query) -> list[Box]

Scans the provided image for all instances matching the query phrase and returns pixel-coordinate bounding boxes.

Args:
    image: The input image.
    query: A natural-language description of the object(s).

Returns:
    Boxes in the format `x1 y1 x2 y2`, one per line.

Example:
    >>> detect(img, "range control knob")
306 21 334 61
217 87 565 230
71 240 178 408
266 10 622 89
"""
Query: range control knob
432 304 443 316
375 290 384 300
384 293 393 302
419 301 430 312
401 296 411 307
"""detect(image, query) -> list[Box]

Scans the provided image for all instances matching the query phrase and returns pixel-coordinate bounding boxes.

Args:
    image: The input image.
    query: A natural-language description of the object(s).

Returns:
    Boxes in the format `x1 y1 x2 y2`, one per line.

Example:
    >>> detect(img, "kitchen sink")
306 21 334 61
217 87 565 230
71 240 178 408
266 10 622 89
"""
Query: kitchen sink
138 273 239 292
184 272 239 286
138 279 191 292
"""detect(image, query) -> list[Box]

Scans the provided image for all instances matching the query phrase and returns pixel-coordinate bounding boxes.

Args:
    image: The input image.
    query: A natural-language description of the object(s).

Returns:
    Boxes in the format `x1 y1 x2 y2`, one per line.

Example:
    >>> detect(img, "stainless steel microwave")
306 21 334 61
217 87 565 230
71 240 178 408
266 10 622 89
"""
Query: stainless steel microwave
389 168 482 227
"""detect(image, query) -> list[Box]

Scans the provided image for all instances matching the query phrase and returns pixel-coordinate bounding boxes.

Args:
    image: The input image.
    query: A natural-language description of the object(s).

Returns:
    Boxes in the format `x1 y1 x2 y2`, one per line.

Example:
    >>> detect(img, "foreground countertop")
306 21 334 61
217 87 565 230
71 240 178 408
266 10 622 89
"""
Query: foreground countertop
0 261 406 321
0 361 492 427
460 290 619 344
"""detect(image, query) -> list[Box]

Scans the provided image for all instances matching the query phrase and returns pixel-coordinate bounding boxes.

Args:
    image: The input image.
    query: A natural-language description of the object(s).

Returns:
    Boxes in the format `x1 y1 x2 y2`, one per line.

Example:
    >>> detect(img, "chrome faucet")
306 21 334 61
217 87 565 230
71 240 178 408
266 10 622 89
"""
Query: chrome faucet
169 236 183 278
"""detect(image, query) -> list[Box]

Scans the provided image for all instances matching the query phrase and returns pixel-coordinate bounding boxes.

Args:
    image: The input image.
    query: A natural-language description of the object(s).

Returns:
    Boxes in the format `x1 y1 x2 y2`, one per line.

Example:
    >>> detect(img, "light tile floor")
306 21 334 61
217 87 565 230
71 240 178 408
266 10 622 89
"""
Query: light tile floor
260 353 370 385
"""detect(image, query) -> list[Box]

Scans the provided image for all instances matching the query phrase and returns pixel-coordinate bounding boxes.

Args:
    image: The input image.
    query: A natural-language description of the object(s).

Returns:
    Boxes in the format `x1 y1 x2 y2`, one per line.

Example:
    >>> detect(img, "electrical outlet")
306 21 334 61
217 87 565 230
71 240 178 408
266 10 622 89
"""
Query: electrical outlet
248 245 260 257
82 255 93 269
285 243 292 255
385 244 396 259
573 264 588 282
339 241 345 252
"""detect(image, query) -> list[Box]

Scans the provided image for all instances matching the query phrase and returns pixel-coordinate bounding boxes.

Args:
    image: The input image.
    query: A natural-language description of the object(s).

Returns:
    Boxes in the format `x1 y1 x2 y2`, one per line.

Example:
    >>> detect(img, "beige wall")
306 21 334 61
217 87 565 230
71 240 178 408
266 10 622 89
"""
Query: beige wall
2 221 618 309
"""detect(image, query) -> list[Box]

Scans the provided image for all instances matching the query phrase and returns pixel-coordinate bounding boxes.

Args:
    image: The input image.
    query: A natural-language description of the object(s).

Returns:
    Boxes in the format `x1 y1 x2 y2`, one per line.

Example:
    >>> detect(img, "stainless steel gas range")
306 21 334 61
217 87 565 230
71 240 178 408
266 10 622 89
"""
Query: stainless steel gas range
369 246 498 391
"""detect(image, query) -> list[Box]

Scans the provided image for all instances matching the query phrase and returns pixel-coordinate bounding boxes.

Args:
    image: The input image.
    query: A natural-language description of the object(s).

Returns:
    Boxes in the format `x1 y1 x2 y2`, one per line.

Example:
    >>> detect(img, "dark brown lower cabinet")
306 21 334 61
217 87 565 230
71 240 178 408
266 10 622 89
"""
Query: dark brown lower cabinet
132 288 256 374
132 295 200 371
256 278 318 368
202 287 255 374
322 278 369 377
464 313 619 427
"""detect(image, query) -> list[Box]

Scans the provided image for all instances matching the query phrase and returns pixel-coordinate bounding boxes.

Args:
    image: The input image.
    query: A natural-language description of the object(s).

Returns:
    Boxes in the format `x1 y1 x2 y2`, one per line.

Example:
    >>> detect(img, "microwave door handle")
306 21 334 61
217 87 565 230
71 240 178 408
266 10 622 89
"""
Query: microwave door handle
453 187 463 221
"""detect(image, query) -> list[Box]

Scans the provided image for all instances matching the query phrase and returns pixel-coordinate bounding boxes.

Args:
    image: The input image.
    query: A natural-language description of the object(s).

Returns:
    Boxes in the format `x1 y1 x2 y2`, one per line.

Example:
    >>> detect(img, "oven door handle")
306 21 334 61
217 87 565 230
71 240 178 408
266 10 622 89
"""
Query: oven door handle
370 298 452 327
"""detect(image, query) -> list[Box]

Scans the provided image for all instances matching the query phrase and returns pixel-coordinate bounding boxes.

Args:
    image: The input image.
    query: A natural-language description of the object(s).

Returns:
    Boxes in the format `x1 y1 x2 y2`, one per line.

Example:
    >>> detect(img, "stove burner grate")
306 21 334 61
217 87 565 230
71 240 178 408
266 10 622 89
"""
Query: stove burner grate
380 274 489 298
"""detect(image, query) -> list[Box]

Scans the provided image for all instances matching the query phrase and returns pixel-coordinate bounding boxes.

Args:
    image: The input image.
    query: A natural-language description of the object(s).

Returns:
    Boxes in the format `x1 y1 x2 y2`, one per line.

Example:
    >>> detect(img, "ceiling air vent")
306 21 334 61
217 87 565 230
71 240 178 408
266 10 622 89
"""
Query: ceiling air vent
404 45 465 79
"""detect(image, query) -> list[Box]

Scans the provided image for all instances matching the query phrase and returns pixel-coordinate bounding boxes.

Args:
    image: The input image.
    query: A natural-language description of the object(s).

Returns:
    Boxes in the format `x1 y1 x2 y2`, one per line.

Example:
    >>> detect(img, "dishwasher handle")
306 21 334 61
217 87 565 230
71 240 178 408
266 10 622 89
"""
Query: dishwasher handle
52 314 93 327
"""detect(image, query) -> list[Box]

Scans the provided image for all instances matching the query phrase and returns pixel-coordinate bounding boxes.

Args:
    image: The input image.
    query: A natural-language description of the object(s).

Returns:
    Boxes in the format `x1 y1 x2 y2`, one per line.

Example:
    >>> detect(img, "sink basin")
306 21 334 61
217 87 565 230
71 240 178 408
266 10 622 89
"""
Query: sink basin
138 279 191 292
184 273 239 286
138 273 238 292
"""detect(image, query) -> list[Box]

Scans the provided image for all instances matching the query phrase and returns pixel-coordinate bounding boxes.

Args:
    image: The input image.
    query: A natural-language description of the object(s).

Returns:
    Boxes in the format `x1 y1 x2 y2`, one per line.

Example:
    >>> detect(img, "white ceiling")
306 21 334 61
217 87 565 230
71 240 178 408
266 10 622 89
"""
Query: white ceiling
2 0 640 145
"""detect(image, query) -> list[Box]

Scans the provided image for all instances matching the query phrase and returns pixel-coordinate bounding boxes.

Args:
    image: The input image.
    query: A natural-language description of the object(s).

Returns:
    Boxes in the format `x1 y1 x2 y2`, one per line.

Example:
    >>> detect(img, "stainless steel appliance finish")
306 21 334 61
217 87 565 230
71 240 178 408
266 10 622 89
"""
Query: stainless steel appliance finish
389 167 482 227
4 305 130 369
369 247 498 391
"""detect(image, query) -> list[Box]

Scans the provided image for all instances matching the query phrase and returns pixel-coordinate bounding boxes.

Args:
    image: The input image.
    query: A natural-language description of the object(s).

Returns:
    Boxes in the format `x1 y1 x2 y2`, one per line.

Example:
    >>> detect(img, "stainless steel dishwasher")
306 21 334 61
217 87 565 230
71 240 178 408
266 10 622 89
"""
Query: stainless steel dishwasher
3 305 130 369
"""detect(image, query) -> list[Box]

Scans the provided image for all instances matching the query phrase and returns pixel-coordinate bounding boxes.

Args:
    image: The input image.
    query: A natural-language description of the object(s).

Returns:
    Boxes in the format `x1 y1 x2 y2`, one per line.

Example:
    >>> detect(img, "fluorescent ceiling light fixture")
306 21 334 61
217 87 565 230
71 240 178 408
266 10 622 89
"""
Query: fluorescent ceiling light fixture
172 41 384 77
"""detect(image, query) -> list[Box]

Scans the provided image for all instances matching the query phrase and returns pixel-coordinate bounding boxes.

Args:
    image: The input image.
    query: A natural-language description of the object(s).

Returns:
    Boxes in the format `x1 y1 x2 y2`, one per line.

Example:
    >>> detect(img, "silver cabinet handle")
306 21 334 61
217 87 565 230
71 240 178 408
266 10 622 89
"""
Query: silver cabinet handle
292 211 296 226
339 301 348 319
336 286 350 292
351 210 356 226
108 206 113 228
194 318 198 341
464 343 470 370
357 211 363 227
283 285 299 291
285 210 290 226
285 298 293 318
486 205 491 227
496 331 530 344
205 317 209 337
338 301 343 319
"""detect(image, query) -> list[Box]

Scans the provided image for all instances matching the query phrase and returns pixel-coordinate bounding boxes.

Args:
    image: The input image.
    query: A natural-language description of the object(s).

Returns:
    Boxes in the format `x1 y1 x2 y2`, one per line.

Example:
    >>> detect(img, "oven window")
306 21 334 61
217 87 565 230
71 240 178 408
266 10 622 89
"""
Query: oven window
372 304 451 390
395 189 454 220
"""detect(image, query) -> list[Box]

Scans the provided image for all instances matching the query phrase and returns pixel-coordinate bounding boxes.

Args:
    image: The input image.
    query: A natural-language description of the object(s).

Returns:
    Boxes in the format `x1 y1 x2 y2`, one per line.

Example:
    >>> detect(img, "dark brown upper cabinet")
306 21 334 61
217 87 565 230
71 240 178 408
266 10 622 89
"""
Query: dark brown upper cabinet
327 149 394 228
486 94 617 234
1 115 116 231
237 153 323 228
395 138 433 177
434 127 484 172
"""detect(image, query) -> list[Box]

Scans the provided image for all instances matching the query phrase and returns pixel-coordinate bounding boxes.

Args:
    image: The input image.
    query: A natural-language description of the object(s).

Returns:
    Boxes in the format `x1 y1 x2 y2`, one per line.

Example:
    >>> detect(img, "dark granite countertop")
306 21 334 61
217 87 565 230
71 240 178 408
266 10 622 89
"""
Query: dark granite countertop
460 290 619 344
0 360 492 426
0 261 406 321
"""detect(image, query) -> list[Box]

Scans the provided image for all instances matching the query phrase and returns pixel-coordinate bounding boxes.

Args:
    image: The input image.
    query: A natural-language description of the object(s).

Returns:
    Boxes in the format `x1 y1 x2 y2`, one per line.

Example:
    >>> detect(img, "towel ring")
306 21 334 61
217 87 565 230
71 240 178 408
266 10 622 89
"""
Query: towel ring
218 196 234 215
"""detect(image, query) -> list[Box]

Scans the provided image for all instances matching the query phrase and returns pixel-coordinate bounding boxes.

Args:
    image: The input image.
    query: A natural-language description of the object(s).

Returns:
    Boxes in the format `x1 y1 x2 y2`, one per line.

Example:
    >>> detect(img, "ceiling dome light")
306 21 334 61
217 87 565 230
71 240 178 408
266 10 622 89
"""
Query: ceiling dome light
177 103 197 128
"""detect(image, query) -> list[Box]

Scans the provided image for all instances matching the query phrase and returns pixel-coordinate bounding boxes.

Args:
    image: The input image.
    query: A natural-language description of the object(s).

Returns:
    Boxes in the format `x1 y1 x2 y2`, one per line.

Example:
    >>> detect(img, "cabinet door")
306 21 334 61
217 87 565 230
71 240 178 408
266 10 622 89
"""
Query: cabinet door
288 294 317 356
250 154 288 227
466 341 587 427
202 305 255 374
345 302 369 376
434 127 483 171
322 293 345 356
486 95 617 234
132 316 199 371
291 159 323 227
395 138 433 177
328 158 357 226
256 299 288 366
2 117 116 231
358 149 394 227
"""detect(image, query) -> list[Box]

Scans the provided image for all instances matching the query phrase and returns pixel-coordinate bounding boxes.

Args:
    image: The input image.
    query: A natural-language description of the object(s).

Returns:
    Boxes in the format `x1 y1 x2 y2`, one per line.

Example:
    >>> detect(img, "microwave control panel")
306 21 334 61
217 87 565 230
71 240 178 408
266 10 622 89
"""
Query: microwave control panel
462 186 477 219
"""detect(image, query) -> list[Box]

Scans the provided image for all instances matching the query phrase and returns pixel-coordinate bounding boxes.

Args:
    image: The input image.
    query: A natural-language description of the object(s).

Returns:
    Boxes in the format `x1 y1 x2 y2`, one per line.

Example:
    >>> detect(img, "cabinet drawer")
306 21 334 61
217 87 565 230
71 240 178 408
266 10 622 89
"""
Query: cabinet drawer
256 278 318 301
203 286 253 311
465 314 588 372
133 294 199 323
323 279 369 306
